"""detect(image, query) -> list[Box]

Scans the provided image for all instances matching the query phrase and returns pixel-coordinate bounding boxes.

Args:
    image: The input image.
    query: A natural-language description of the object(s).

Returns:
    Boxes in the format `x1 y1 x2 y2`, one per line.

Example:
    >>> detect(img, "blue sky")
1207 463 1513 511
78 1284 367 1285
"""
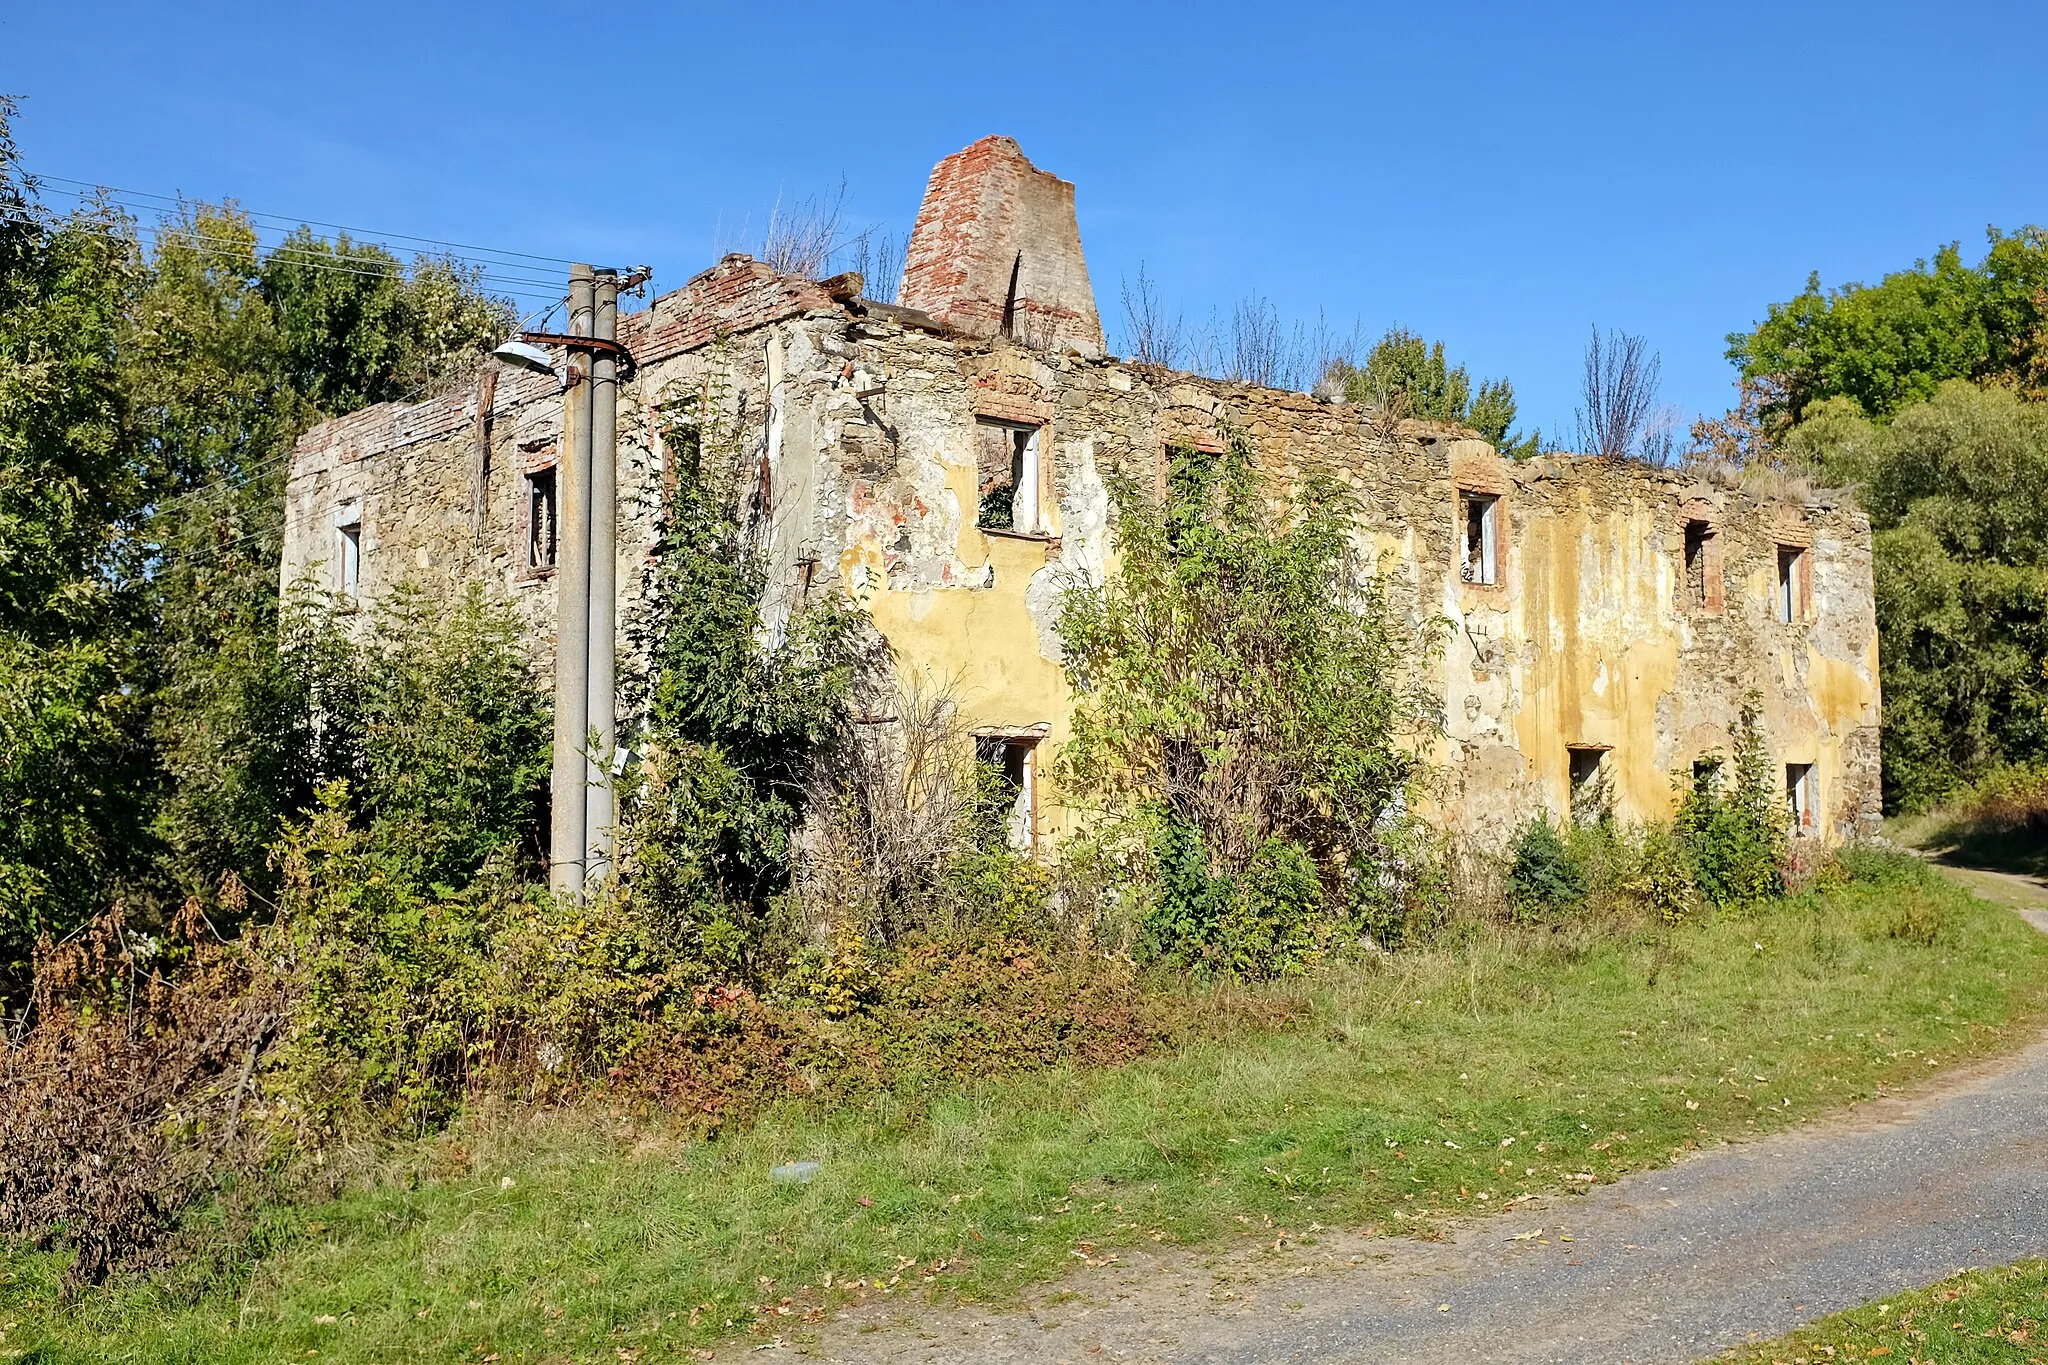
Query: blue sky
4 1 2042 442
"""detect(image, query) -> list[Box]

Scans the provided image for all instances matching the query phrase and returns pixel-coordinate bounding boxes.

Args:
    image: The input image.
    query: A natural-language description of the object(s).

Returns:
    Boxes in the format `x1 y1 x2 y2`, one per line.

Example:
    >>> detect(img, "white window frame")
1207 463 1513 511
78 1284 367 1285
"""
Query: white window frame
976 419 1042 535
1786 762 1817 835
337 514 362 600
1010 741 1037 851
1777 546 1805 623
1461 491 1499 585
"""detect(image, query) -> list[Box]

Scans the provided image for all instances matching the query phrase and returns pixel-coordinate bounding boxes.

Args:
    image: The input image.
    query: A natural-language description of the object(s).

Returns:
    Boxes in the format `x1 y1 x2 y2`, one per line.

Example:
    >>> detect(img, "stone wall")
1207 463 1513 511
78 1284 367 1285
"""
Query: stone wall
281 136 1880 852
283 290 1881 847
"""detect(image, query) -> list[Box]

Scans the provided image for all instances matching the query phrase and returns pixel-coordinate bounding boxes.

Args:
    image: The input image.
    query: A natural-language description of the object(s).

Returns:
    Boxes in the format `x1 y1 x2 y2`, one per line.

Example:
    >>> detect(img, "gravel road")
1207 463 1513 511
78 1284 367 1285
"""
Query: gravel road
805 869 2048 1365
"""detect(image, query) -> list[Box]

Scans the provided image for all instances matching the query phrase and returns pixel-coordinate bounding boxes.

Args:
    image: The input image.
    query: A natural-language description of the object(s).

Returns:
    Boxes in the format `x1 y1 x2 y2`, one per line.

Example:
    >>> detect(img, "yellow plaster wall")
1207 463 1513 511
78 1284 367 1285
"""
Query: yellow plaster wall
859 531 1077 842
1505 492 1684 823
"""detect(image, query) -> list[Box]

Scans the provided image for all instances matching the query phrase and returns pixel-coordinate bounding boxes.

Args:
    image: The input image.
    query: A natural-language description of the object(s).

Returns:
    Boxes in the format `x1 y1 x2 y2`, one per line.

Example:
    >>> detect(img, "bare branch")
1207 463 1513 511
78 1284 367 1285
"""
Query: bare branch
1574 327 1668 461
1229 294 1286 387
759 179 850 280
841 226 904 305
1119 263 1184 369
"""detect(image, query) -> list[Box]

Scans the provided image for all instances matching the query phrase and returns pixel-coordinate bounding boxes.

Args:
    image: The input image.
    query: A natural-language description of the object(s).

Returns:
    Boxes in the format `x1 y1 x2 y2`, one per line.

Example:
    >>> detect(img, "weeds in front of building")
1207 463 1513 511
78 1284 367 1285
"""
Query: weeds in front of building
1505 699 1792 926
6 842 2041 1363
0 419 1959 1301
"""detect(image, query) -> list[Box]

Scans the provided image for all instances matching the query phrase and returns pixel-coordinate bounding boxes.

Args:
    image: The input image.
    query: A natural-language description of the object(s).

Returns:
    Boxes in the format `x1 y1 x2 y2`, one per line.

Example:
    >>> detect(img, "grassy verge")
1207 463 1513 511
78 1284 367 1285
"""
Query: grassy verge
1890 807 2048 878
1887 767 2048 878
1710 1261 2048 1362
5 869 2048 1363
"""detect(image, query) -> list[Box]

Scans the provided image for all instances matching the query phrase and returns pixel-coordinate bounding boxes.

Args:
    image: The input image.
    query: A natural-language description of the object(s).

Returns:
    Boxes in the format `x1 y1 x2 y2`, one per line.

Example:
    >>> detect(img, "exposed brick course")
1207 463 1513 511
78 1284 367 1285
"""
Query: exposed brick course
621 255 838 368
899 136 1104 357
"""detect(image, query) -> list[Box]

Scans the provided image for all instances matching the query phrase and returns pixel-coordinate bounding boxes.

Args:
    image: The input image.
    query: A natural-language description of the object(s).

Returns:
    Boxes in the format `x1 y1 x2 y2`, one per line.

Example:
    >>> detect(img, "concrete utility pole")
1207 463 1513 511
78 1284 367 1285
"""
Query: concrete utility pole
549 265 596 900
583 269 619 888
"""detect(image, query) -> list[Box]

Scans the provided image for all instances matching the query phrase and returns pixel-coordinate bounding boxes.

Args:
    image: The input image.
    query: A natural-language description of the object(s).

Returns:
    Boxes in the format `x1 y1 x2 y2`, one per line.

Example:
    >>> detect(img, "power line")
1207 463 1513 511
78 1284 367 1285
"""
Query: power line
2 192 569 302
33 174 579 270
138 229 565 303
141 221 566 290
27 186 574 297
140 227 566 300
115 206 566 292
147 449 301 519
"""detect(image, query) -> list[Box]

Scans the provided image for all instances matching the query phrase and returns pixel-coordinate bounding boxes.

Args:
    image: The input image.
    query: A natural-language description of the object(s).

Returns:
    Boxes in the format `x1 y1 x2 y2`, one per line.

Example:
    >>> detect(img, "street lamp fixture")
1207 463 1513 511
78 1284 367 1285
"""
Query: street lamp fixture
490 338 557 374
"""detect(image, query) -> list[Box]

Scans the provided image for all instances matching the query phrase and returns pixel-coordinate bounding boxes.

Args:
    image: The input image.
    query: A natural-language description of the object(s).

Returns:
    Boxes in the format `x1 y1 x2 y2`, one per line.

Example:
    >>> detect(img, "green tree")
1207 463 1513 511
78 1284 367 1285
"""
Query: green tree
0 95 526 983
1056 434 1440 973
1786 381 2048 808
133 208 319 898
1329 327 1540 455
135 207 515 907
1728 226 2048 428
259 228 509 414
0 107 157 976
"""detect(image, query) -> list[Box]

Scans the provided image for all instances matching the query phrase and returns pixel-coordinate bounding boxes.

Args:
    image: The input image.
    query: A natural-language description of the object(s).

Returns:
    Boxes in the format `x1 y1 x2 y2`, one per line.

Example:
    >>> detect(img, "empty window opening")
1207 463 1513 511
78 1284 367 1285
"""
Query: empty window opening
1164 443 1220 547
1786 762 1817 835
1460 492 1500 585
525 466 558 569
656 418 700 486
667 422 701 469
1568 746 1612 827
1690 755 1723 795
1777 546 1809 623
1683 520 1721 610
976 419 1040 533
338 520 362 600
1000 251 1023 338
975 735 1039 852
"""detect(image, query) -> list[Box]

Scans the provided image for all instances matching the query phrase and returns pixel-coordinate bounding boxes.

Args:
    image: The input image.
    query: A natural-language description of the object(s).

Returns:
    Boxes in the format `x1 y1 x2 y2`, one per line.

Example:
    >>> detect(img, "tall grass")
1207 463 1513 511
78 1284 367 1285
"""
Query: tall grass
1889 761 2048 876
5 862 2047 1362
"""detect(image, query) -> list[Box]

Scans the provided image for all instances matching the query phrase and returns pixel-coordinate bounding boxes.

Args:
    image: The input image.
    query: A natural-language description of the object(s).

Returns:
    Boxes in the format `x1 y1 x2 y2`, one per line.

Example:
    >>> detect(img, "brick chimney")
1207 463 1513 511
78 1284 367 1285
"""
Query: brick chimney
898 136 1104 358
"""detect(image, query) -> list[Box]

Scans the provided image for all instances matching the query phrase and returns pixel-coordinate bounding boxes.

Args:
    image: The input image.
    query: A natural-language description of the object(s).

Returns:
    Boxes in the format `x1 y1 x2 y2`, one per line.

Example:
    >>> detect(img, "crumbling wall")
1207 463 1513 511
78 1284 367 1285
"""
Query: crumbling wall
283 143 1879 854
792 324 1881 847
898 136 1105 359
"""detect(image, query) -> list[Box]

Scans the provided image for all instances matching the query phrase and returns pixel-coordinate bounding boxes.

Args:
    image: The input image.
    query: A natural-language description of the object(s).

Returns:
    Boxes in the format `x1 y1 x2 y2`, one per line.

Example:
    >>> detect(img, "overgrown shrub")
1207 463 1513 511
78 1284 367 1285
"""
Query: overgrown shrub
624 933 1308 1136
342 586 553 887
0 903 288 1288
151 580 551 918
2 588 569 1282
1952 761 2048 835
1506 813 1584 920
1829 840 1936 888
1624 823 1699 922
1139 822 1329 975
797 680 1058 948
1056 432 1442 975
1677 703 1788 907
621 396 863 976
1501 706 1788 925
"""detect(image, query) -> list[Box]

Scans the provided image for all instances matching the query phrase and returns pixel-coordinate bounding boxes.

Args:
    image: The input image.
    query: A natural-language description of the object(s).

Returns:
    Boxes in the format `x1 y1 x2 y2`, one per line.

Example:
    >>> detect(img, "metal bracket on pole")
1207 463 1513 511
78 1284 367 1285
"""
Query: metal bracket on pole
518 331 638 378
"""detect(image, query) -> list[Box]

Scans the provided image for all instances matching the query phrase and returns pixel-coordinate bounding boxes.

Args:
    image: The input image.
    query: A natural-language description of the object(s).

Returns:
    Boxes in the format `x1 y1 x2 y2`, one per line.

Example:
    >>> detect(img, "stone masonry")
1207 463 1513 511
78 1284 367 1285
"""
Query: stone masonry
281 137 1882 851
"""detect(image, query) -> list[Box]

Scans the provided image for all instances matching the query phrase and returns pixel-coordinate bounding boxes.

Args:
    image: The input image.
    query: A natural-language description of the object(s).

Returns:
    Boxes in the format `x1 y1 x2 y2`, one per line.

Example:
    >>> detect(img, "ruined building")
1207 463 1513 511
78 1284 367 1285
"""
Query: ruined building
281 135 1882 853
